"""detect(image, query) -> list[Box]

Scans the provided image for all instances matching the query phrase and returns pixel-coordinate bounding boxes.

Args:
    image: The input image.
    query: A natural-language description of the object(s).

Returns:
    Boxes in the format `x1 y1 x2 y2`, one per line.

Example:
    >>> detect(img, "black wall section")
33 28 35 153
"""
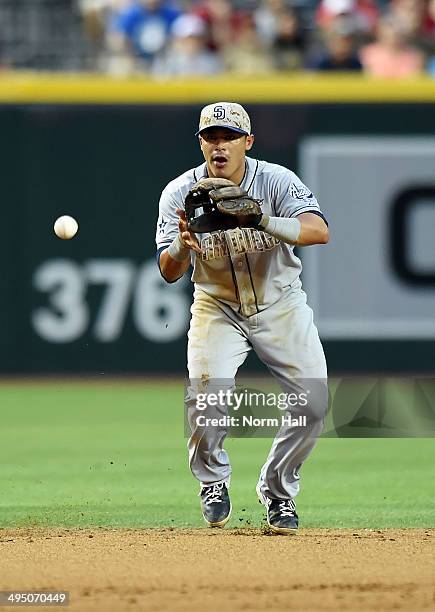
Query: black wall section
1 102 435 373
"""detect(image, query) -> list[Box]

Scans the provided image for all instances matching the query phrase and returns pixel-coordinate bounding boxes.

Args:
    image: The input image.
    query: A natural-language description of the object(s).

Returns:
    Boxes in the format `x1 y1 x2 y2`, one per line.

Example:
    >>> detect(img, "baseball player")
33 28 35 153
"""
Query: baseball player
156 102 329 534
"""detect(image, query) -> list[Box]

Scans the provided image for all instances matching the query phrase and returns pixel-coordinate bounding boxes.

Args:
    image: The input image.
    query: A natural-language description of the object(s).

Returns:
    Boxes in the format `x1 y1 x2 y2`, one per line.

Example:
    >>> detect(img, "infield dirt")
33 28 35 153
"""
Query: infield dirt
0 528 433 611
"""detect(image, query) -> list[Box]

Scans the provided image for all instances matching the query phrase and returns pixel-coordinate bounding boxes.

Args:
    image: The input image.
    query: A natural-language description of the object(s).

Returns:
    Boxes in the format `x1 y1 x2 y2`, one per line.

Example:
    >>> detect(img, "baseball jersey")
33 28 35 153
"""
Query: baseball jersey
156 156 326 317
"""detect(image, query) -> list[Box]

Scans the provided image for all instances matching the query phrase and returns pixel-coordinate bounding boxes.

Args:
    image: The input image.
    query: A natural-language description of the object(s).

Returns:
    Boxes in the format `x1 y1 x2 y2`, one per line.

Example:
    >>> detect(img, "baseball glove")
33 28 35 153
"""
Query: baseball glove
185 177 263 233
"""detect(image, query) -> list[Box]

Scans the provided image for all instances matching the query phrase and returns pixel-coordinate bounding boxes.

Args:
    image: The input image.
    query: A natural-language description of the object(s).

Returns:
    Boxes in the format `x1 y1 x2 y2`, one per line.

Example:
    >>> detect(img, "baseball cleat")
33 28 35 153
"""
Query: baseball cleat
257 486 298 535
200 482 232 528
266 499 299 534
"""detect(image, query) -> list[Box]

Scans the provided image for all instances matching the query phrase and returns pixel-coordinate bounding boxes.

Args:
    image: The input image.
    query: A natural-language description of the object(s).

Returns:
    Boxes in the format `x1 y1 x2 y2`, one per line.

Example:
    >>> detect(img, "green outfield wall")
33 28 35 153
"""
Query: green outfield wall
1 75 435 374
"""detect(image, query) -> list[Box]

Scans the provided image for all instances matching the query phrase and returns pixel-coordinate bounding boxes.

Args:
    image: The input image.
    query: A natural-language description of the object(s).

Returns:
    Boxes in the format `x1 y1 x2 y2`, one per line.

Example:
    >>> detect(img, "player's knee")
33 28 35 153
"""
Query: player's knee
305 397 328 422
297 380 329 422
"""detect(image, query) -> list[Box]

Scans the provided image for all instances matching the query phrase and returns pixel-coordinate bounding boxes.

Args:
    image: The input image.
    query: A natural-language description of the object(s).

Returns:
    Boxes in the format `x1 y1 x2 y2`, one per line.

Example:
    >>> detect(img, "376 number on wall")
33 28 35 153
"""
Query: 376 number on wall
32 259 190 343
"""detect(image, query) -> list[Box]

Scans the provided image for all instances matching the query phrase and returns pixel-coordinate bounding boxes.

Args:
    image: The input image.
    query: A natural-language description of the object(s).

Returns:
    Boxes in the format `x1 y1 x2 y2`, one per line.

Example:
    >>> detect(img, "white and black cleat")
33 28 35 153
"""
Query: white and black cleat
200 482 232 528
257 486 298 535
266 499 299 535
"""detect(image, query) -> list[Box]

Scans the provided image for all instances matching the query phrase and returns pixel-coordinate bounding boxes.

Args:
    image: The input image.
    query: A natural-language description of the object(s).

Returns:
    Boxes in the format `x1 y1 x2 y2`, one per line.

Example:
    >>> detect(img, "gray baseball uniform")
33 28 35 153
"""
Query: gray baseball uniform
156 156 328 501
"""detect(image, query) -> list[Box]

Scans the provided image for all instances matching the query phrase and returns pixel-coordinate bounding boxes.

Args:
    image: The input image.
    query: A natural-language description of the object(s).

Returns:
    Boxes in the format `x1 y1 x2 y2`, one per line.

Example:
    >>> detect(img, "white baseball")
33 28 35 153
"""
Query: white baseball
54 215 79 240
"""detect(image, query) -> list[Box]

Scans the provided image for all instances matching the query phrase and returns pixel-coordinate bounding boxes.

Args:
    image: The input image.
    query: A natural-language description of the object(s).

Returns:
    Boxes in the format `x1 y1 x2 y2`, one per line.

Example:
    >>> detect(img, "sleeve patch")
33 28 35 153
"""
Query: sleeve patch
289 183 314 201
157 216 169 235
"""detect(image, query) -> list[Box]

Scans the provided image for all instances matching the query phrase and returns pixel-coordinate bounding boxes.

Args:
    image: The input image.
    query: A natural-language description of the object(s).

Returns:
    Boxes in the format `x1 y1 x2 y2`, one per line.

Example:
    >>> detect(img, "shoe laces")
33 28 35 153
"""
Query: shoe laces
278 499 296 517
202 482 225 506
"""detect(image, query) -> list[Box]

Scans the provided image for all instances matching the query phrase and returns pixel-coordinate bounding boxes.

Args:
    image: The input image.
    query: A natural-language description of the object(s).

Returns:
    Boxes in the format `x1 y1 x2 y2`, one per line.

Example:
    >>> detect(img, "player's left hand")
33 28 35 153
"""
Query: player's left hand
176 209 204 255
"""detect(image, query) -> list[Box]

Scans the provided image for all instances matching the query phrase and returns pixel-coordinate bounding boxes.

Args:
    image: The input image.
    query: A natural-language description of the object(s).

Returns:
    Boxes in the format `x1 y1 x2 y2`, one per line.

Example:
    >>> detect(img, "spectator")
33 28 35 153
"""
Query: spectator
316 0 379 35
390 0 435 55
152 13 222 76
79 0 114 41
271 8 306 71
193 0 246 52
360 15 425 77
107 0 181 72
78 0 116 70
254 0 287 47
425 0 435 72
310 17 362 70
424 0 435 35
222 14 274 74
389 0 426 42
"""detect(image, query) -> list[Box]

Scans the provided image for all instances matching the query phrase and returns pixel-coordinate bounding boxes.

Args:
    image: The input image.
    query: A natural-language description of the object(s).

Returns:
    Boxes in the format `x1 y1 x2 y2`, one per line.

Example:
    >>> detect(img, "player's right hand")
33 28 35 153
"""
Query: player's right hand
176 209 204 255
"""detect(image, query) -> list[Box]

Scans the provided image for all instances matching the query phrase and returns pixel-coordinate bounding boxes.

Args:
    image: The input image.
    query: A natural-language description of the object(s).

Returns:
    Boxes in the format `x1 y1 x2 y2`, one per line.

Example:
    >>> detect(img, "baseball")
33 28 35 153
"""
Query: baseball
54 215 78 240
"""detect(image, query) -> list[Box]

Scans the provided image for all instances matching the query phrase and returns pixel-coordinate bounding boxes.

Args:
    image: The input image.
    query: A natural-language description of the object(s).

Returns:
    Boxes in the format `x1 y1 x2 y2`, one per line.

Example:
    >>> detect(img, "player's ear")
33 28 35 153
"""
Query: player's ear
245 135 254 151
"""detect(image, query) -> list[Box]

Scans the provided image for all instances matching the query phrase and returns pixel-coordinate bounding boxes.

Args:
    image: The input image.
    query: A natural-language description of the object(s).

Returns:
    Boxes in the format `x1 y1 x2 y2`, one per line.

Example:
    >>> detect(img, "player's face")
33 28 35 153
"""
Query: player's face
199 128 254 184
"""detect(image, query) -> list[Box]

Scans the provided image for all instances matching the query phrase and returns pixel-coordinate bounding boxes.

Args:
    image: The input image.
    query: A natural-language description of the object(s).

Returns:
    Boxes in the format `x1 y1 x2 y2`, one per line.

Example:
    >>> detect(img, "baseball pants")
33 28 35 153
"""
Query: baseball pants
186 286 328 500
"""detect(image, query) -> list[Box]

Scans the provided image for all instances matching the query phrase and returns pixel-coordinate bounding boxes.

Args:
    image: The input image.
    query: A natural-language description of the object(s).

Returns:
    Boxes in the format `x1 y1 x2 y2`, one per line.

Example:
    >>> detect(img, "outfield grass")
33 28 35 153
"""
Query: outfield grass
0 381 434 528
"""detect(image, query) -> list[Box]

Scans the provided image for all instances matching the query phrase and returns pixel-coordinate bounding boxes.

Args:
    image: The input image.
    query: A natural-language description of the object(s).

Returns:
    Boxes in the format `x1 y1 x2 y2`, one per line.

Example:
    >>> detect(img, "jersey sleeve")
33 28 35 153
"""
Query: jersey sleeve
155 187 180 250
273 169 326 221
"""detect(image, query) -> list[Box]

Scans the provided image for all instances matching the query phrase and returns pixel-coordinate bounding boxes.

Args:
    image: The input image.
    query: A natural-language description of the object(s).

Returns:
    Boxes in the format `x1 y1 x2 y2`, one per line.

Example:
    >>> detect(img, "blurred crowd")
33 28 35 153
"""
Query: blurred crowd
81 0 435 76
1 0 435 76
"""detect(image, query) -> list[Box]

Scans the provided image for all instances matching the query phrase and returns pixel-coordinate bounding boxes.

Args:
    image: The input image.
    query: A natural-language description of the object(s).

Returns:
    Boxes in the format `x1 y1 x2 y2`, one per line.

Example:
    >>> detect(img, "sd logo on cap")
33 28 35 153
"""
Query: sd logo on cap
196 102 251 136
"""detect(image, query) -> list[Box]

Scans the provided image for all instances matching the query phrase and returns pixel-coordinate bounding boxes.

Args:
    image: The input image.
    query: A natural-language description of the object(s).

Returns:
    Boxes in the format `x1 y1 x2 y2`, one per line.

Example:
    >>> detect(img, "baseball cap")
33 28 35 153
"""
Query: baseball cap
196 102 251 136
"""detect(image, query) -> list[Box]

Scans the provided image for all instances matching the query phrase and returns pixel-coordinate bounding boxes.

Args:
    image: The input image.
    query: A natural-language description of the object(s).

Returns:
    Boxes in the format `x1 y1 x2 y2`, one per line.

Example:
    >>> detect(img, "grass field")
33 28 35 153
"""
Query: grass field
1 380 434 529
